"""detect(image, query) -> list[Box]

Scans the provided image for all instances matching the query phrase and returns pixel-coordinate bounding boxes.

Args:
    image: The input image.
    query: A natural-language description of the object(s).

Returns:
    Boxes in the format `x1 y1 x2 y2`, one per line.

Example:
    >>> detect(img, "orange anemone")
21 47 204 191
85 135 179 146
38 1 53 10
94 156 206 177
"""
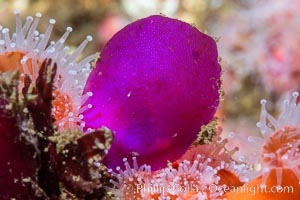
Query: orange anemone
0 11 95 130
223 168 300 200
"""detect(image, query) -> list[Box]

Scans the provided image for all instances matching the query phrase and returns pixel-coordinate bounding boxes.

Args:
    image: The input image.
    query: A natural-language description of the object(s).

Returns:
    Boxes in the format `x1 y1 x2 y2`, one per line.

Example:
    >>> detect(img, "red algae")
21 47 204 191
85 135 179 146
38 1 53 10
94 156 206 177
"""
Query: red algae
83 15 221 170
6 10 300 200
0 72 40 199
0 59 114 199
0 106 40 199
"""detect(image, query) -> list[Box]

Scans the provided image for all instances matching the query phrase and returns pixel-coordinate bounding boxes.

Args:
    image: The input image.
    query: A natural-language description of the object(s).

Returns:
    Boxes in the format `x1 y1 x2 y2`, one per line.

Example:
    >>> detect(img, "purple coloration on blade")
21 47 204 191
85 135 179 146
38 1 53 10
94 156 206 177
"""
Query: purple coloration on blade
83 15 221 170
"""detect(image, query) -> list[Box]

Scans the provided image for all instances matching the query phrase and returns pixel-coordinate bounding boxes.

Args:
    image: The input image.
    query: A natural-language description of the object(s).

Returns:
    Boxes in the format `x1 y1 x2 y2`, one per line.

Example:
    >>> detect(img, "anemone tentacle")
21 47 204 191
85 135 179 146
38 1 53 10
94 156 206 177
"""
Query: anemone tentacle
0 10 97 130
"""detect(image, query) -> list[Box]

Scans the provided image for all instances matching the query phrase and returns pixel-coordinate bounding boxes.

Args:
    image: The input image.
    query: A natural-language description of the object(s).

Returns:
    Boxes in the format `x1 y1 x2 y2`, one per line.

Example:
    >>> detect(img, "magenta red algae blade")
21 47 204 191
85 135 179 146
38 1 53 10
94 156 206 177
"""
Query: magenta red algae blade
83 15 221 170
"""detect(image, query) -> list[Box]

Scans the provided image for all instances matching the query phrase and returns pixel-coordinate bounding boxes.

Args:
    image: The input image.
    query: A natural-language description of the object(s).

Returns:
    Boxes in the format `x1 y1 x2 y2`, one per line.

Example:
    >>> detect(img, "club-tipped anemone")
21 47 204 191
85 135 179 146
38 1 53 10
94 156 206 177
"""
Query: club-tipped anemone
83 14 221 170
154 155 222 200
223 168 300 200
108 157 152 200
258 92 300 135
180 127 239 168
238 92 300 187
108 155 224 200
0 11 96 130
178 130 250 188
